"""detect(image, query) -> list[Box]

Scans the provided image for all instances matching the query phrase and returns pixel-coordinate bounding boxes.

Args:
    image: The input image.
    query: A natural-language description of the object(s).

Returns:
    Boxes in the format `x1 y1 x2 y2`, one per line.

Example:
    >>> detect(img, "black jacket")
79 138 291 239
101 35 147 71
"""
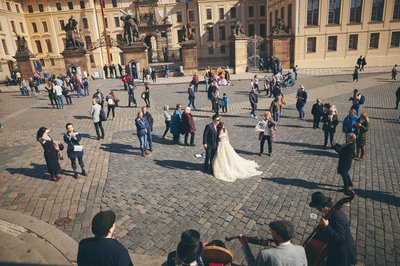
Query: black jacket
316 208 357 266
203 123 218 149
334 142 355 174
321 113 338 131
77 237 133 266
249 92 258 104
144 112 154 131
311 103 323 116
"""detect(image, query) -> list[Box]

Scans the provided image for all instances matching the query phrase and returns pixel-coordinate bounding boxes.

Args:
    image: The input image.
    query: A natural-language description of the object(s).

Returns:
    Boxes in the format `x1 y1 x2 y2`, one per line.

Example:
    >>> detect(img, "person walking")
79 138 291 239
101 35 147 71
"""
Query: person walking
82 76 89 96
187 83 196 110
349 89 361 114
253 75 260 93
118 63 123 77
392 64 398 80
64 123 87 179
142 106 153 152
151 68 157 83
296 85 308 120
361 56 367 71
192 73 199 92
45 82 57 108
135 111 150 157
162 105 171 139
354 113 369 161
91 98 104 140
257 111 276 157
53 81 64 109
170 104 183 144
356 55 362 70
29 77 37 96
106 91 117 120
395 86 400 109
311 99 323 129
222 93 228 113
62 85 73 105
77 210 133 266
333 133 356 192
270 97 281 122
352 66 359 82
321 106 339 148
128 83 138 107
182 107 196 146
36 127 62 182
143 84 150 108
293 65 298 80
103 64 108 78
249 88 258 119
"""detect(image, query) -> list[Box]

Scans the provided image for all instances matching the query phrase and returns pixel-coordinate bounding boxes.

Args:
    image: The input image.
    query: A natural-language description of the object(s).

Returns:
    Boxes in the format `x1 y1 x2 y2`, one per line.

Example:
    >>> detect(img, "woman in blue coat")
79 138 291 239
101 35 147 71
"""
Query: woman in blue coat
64 123 87 179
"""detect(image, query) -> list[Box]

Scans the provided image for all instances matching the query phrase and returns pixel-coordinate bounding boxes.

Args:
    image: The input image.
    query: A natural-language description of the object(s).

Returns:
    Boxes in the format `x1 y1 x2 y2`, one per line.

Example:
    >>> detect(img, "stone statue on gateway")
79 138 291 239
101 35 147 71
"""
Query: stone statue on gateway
120 10 141 45
64 16 84 50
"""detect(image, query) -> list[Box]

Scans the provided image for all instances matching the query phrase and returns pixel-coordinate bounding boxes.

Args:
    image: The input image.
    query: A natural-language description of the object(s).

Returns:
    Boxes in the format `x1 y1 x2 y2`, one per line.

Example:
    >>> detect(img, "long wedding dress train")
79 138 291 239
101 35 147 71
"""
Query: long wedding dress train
212 131 262 182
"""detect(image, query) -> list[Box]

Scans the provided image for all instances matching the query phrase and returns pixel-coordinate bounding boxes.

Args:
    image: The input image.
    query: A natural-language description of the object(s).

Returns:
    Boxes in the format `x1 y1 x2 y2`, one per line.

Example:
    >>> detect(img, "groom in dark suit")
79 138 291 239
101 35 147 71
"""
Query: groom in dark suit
202 114 220 174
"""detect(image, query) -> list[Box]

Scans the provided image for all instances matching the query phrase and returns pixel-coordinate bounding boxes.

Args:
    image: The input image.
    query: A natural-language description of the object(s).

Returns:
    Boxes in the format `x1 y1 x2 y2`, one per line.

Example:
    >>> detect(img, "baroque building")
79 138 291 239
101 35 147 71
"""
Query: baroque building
0 0 399 80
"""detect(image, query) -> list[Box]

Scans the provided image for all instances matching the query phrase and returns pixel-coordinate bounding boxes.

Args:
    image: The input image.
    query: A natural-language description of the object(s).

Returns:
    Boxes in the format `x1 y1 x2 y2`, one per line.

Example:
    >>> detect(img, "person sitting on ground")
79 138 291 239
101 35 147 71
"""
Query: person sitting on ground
239 220 307 266
77 210 133 266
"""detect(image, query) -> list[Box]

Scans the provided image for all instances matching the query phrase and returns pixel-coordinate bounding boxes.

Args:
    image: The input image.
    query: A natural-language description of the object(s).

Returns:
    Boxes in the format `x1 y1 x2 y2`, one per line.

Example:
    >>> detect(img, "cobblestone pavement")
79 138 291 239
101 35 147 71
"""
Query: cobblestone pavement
0 73 399 265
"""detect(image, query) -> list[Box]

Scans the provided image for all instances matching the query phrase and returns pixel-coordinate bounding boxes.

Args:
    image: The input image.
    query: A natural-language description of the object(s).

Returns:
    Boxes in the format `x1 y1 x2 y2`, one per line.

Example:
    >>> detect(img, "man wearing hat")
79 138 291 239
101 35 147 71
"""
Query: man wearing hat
309 192 357 266
239 220 307 266
77 210 133 266
167 229 205 265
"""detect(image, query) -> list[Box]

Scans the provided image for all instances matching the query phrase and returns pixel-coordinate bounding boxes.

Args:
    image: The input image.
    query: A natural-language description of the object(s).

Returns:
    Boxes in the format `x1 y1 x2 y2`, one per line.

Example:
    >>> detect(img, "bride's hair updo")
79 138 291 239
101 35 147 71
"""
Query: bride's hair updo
217 122 225 135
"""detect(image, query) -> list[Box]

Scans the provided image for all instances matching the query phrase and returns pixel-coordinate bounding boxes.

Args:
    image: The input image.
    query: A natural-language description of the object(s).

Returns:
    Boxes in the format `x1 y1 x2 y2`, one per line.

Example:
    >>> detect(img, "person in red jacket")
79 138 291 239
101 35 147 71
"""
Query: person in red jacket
182 107 196 146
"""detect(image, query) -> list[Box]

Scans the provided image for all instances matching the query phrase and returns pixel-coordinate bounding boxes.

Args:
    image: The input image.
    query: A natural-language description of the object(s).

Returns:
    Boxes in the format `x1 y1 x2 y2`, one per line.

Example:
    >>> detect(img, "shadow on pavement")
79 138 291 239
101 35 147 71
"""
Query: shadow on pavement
6 163 52 180
353 189 400 207
235 149 258 156
154 159 202 171
100 143 140 155
262 177 340 191
275 141 323 149
297 149 337 158
73 115 91 120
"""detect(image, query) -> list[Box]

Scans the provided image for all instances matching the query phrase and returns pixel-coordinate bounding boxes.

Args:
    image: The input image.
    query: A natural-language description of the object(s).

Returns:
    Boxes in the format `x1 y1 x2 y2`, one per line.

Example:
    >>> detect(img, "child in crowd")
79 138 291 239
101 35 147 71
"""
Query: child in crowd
222 93 228 113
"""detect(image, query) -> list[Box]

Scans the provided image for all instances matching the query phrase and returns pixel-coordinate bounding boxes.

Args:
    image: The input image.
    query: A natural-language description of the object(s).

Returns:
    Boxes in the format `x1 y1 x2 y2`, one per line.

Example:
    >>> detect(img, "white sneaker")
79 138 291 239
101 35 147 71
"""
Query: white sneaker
254 116 258 119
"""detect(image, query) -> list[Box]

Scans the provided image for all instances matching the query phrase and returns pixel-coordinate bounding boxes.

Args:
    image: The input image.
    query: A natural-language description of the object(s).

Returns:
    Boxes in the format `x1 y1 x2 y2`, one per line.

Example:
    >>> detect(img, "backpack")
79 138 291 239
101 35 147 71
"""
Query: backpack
107 97 115 105
359 95 365 105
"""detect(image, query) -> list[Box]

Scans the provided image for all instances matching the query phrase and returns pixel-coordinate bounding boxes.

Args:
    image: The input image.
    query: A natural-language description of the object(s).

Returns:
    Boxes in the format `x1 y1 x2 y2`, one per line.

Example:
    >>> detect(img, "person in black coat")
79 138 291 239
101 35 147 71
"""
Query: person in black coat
321 106 339 148
36 127 62 182
309 192 357 266
203 114 220 174
333 133 356 191
311 98 323 129
77 210 133 266
142 106 154 152
64 123 87 179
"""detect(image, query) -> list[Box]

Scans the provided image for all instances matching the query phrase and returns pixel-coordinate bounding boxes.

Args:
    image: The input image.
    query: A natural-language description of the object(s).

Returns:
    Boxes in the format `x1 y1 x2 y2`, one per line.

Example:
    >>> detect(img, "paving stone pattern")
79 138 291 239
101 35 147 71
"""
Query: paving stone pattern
0 74 399 265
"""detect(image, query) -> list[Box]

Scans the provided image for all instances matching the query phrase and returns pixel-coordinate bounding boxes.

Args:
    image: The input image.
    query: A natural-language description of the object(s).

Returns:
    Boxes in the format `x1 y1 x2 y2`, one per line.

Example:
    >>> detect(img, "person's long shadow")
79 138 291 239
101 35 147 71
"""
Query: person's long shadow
154 159 202 171
235 149 258 156
234 124 255 129
275 141 323 149
297 149 337 158
264 177 400 207
73 115 91 120
100 143 140 155
263 177 340 191
152 135 177 146
6 163 52 180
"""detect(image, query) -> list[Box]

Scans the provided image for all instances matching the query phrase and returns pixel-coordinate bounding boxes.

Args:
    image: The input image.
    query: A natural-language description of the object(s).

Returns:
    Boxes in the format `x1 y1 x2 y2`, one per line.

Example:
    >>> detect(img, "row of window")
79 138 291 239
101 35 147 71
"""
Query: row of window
204 5 265 21
307 0 400 26
306 31 400 53
5 2 21 13
26 1 118 13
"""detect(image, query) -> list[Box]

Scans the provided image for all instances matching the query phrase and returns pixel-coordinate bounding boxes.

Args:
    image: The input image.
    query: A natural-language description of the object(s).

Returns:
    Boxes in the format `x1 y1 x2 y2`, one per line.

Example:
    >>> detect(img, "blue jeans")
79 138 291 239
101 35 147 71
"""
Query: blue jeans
297 103 305 119
188 97 196 109
138 134 148 155
123 83 128 91
76 88 83 98
57 95 64 109
84 85 89 96
205 81 209 92
273 112 280 122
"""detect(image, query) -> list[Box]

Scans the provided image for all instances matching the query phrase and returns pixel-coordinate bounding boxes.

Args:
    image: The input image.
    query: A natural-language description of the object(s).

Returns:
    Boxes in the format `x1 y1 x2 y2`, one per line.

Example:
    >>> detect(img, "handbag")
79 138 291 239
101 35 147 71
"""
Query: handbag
281 98 287 105
99 109 107 121
73 145 83 152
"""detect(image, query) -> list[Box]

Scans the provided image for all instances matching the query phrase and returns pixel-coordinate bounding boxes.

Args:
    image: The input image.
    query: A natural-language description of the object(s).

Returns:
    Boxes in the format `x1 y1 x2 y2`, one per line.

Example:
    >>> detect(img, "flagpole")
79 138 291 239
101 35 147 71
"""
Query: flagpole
100 0 111 65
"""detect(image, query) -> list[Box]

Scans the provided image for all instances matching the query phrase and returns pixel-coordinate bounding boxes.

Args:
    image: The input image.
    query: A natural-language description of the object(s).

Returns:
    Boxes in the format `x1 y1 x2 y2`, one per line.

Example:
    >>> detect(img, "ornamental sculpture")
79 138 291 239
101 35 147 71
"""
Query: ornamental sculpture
231 19 246 37
64 16 84 50
181 24 196 42
16 35 28 53
271 18 289 34
120 10 141 45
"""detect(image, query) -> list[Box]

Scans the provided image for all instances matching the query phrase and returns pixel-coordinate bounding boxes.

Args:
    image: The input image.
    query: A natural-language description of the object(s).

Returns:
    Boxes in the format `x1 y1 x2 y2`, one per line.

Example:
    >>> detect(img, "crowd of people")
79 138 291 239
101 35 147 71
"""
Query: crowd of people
24 56 400 266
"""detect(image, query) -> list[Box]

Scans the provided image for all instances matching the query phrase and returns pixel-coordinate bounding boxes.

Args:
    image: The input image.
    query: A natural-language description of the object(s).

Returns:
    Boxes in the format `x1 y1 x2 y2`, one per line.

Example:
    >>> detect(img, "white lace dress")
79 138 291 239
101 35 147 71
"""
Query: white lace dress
212 130 263 182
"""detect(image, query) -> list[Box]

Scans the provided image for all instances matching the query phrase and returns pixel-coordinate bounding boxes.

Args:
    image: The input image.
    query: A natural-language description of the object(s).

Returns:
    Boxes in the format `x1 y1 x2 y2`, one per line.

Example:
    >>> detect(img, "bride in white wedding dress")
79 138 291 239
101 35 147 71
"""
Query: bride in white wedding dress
212 122 263 182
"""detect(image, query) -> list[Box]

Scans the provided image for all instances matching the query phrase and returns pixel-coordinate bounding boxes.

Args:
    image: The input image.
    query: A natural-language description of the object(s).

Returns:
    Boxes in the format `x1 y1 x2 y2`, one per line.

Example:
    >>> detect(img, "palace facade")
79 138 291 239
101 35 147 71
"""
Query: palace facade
0 0 399 80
